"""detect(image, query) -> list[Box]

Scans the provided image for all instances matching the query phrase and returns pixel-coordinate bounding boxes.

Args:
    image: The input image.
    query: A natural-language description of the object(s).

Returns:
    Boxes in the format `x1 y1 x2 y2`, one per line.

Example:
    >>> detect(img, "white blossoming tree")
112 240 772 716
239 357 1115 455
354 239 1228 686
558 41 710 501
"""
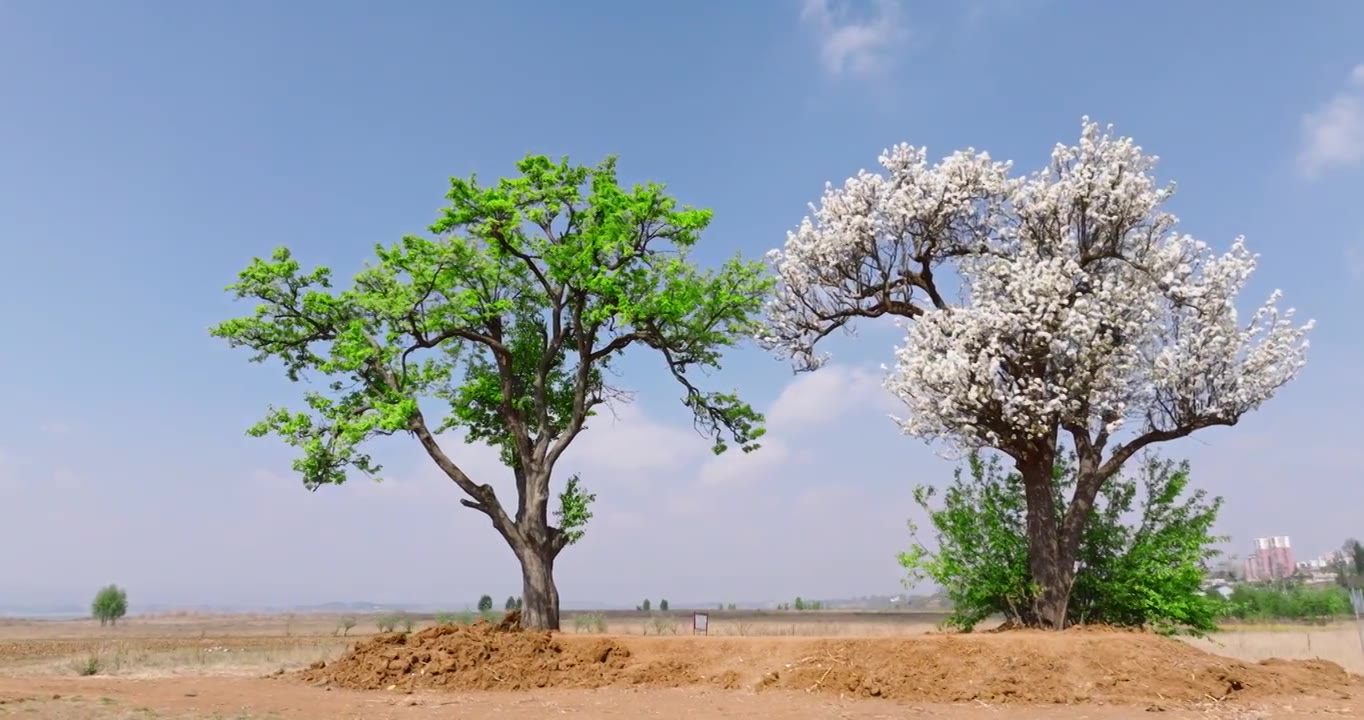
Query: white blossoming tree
761 118 1313 629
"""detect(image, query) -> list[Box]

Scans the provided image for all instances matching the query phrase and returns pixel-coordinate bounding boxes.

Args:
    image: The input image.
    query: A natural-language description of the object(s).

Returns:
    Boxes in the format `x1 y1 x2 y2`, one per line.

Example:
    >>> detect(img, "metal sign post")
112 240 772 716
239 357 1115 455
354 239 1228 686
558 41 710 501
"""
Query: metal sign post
692 612 708 636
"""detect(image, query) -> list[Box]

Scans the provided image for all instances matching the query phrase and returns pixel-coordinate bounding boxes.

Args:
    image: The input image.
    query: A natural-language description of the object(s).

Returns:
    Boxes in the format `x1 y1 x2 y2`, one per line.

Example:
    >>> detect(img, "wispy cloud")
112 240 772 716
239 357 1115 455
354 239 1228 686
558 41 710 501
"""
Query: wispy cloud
799 0 906 78
1298 64 1364 178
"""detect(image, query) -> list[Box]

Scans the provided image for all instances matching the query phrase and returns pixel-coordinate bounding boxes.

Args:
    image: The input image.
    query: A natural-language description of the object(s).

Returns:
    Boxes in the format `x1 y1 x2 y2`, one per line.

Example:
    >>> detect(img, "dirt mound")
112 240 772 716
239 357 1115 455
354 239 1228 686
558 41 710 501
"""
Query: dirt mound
759 631 1360 705
299 620 633 691
299 625 1359 707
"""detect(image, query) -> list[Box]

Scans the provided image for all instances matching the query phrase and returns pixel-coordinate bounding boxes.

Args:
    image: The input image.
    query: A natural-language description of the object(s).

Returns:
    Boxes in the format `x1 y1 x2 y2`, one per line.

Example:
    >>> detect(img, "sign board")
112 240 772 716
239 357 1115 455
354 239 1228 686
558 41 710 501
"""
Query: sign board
692 612 708 635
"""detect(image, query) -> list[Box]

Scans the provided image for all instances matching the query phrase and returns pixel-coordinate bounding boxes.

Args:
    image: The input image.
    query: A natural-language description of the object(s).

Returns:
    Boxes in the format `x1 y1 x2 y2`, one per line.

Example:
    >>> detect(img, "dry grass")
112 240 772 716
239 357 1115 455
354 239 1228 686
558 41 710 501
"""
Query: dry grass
3 612 1362 678
1188 622 1364 673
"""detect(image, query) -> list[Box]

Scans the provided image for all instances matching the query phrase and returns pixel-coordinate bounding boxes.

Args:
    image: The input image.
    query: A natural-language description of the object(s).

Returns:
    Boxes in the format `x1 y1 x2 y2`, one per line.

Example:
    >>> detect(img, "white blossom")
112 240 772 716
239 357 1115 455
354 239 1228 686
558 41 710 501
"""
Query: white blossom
761 118 1313 455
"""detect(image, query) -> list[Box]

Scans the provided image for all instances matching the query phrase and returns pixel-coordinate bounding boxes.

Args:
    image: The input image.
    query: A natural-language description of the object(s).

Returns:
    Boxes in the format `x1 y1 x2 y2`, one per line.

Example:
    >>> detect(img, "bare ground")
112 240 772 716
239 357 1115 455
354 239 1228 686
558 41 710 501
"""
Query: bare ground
2 613 1361 719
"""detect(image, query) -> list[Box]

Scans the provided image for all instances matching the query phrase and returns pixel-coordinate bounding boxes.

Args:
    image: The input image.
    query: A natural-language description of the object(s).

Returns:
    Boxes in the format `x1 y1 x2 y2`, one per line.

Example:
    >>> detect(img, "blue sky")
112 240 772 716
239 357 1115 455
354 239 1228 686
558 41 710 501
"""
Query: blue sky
1 1 1362 610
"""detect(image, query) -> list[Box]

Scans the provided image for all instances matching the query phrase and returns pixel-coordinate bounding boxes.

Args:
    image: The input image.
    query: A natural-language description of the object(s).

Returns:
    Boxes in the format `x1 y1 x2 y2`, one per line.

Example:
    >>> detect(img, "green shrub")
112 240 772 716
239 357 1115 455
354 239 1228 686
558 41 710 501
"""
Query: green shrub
478 595 493 612
375 615 398 633
337 616 357 636
900 451 1224 636
1214 584 1353 622
91 585 128 627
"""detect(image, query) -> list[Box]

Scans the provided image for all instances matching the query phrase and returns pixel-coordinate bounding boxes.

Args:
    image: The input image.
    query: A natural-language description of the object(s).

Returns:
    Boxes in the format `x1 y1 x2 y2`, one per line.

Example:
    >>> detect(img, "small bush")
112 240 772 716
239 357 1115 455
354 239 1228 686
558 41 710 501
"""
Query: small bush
433 612 456 626
337 616 357 636
659 599 669 611
573 612 608 634
478 595 493 612
375 615 398 633
398 614 415 632
74 654 102 676
645 615 677 636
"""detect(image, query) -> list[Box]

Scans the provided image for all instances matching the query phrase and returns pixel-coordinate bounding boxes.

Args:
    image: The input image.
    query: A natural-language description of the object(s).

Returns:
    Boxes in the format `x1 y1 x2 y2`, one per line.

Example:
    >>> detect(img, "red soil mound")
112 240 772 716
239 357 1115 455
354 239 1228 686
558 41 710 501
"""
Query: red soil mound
298 622 1360 707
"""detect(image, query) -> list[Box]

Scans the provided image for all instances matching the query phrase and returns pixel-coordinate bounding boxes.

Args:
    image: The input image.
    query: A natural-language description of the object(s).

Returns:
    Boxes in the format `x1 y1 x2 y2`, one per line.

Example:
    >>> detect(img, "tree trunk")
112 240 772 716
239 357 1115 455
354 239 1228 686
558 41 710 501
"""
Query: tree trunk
515 541 560 631
1018 449 1074 629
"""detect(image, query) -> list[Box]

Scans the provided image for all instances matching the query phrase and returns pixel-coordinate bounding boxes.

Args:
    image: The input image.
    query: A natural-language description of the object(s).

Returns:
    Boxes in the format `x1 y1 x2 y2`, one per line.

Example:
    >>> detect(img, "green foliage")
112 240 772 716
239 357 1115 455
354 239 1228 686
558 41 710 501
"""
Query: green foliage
398 613 416 632
375 615 398 633
478 595 494 612
727 603 736 610
210 153 772 490
640 598 651 612
91 585 128 627
554 474 596 546
793 597 805 611
515 597 523 611
659 598 669 611
1336 538 1364 588
505 596 517 611
900 451 1224 636
337 616 357 635
1214 584 1353 622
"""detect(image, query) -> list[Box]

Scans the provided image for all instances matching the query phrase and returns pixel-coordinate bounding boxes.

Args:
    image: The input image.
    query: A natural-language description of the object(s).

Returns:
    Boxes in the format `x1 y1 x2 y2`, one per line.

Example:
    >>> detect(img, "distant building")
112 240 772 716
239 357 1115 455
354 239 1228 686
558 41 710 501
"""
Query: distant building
1244 536 1295 582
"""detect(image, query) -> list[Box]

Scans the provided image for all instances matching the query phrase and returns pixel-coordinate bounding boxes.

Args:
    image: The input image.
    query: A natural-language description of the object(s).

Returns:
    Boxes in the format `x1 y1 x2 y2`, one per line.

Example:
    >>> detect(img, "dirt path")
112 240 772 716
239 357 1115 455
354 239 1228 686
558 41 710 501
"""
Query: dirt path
3 675 1361 719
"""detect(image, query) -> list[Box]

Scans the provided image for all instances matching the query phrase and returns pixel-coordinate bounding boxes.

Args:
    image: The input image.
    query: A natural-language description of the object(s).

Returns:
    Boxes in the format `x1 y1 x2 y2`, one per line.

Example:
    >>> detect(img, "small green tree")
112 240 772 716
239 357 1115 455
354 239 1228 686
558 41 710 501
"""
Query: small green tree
659 598 669 611
478 595 494 612
641 598 651 612
505 596 517 611
91 585 128 627
793 597 805 611
211 155 772 631
515 596 523 610
900 450 1224 635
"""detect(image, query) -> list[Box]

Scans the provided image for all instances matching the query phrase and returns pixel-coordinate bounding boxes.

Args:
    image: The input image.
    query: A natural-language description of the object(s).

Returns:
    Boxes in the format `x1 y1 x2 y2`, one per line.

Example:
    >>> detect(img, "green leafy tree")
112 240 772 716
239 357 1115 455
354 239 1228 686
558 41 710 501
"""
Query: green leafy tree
900 451 1224 635
659 598 669 611
478 595 493 612
641 598 651 612
515 596 524 610
505 596 517 611
91 584 128 627
211 155 771 630
1336 538 1364 589
793 597 805 611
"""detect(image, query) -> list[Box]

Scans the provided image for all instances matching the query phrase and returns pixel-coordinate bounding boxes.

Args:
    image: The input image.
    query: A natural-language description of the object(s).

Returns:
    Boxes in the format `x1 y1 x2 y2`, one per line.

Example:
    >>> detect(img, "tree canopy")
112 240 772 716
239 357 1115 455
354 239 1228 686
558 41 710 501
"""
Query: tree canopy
91 584 128 627
211 154 773 629
761 118 1313 627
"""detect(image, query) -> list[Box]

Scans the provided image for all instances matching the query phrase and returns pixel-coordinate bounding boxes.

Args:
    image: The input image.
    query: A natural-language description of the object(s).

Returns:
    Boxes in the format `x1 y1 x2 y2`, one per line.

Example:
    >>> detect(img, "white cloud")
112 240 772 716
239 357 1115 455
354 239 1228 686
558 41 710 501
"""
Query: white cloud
697 437 794 488
800 0 907 77
568 403 708 476
693 364 898 490
1298 64 1364 178
766 364 897 432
